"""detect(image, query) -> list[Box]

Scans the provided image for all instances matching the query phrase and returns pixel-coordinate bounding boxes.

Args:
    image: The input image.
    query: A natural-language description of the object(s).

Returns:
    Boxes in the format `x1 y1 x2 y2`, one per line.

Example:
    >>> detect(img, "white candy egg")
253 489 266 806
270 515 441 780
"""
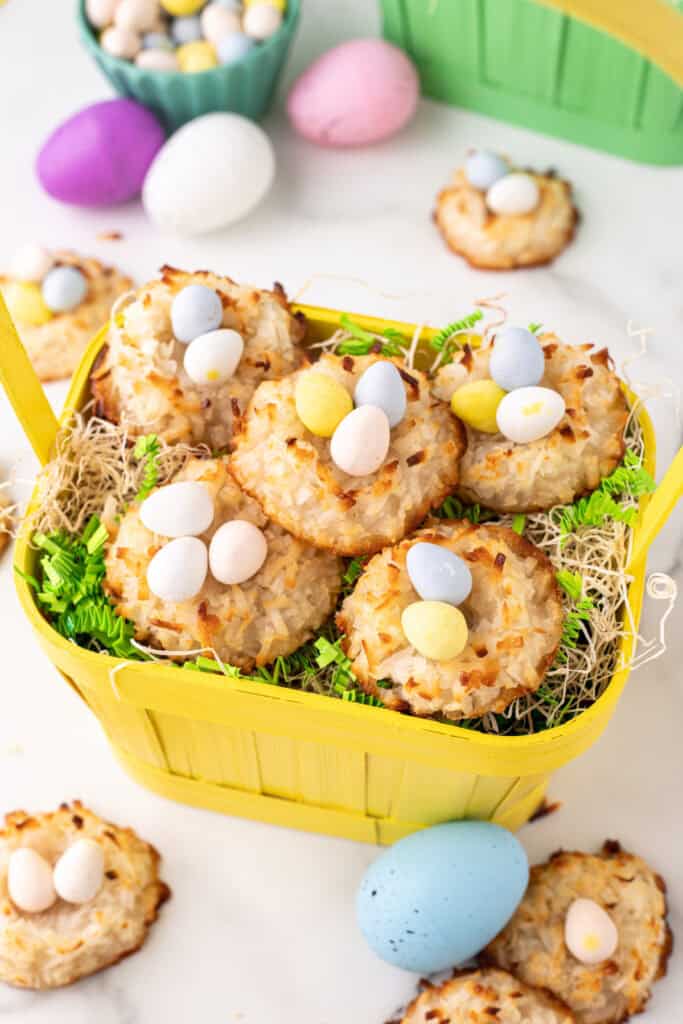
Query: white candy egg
496 386 566 444
565 898 618 965
243 2 282 39
115 0 161 33
140 481 214 537
86 0 120 28
200 2 241 44
100 25 142 59
10 243 54 283
486 172 540 216
209 520 268 584
136 48 179 70
183 328 244 386
147 536 208 602
330 405 391 477
53 839 105 905
7 849 57 914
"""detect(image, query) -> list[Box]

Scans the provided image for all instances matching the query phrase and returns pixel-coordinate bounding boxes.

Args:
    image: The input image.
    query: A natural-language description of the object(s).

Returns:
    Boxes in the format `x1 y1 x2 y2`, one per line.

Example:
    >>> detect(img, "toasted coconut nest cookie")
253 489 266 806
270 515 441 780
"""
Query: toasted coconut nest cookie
433 335 628 513
230 354 465 557
485 841 672 1024
0 801 169 990
337 520 563 720
403 967 576 1024
91 266 305 449
105 456 342 669
435 168 577 270
0 251 133 382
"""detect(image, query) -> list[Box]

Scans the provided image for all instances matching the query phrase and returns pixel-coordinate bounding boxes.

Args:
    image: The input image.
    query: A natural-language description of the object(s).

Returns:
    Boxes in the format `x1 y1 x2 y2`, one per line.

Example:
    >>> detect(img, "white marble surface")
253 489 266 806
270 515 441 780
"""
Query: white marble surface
0 0 682 1020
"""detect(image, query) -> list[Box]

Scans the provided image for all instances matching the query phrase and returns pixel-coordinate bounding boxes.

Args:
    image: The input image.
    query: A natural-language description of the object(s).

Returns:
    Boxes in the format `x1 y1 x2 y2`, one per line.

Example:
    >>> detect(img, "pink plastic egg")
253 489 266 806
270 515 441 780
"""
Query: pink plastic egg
287 38 419 148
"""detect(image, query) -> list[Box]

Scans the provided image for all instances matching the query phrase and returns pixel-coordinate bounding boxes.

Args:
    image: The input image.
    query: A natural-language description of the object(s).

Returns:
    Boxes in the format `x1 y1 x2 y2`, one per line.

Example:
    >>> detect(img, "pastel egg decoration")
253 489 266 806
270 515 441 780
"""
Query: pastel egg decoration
287 39 419 148
450 379 506 434
171 284 223 343
10 244 55 284
330 405 391 477
160 0 204 13
136 48 179 70
406 543 472 606
86 0 119 28
142 31 175 50
4 282 54 326
53 839 105 905
184 328 244 385
140 480 215 537
356 821 529 973
354 361 406 428
177 39 218 72
465 150 509 191
201 3 241 44
7 849 57 914
100 26 143 59
295 371 353 438
209 520 268 584
244 2 283 40
171 15 203 45
36 98 165 207
142 113 275 235
489 326 544 391
114 0 161 33
496 386 566 444
217 32 254 64
564 898 618 965
147 536 208 602
486 172 540 216
401 601 468 661
41 266 88 313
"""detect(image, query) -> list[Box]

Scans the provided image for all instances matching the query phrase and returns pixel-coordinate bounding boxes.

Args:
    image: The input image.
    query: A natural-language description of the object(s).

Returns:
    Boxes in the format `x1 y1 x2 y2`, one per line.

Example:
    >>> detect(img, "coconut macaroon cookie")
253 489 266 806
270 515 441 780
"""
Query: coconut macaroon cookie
105 456 342 669
91 266 305 449
485 842 672 1024
1 246 133 381
230 353 465 556
434 333 629 513
0 801 169 990
337 520 563 720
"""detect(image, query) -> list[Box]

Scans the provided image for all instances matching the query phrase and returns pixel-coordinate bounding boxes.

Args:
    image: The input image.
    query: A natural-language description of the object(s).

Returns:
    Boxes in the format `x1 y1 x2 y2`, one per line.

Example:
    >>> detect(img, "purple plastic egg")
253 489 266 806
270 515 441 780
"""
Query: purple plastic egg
36 99 166 207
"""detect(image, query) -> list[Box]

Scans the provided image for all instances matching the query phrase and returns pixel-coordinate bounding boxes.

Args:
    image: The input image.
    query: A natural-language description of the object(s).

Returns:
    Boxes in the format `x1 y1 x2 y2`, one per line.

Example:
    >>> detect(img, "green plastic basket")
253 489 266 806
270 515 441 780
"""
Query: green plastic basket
381 0 683 164
77 0 300 131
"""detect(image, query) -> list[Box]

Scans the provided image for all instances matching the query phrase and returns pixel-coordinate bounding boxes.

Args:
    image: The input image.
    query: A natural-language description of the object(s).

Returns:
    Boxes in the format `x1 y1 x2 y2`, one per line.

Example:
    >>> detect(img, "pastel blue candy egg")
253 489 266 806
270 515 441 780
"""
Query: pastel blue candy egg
171 285 223 344
217 31 255 65
142 31 174 51
406 542 472 605
354 361 406 428
357 821 529 973
215 0 242 9
41 266 88 313
464 150 509 192
489 326 544 391
171 15 202 44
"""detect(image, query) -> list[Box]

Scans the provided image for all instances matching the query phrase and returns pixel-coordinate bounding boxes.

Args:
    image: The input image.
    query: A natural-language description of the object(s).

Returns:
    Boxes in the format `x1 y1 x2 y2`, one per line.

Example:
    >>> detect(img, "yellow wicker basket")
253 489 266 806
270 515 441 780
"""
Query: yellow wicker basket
2 295 682 844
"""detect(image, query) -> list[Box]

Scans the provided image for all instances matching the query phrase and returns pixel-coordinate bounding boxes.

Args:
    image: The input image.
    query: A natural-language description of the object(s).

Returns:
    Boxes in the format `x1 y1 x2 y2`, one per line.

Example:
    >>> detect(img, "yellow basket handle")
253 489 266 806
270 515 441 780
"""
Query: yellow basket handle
629 445 683 570
0 293 60 466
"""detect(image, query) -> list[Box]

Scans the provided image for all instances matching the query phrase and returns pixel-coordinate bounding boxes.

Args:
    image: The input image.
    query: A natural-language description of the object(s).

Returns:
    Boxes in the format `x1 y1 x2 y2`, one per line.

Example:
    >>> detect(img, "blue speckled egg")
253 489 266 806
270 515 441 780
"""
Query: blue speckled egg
171 285 223 344
464 150 509 192
406 542 472 606
354 361 406 428
41 266 88 313
489 326 544 391
356 821 528 973
171 15 202 44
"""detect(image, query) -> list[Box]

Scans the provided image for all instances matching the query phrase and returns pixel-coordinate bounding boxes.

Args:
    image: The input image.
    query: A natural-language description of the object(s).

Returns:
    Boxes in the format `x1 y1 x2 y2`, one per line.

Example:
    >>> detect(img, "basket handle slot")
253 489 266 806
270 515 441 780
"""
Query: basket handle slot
629 445 683 569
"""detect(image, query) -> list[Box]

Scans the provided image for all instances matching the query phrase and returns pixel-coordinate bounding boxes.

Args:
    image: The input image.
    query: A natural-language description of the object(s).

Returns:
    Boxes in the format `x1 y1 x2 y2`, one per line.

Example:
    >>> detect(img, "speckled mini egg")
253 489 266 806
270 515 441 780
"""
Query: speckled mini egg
564 898 619 965
490 326 544 391
354 361 406 428
401 601 468 661
171 284 223 342
330 405 390 477
486 173 540 216
295 371 353 438
140 480 215 536
496 386 566 444
464 150 509 191
209 520 268 584
41 265 88 313
7 849 57 914
450 379 505 434
183 328 244 385
356 821 529 973
147 536 208 602
53 839 105 905
406 542 472 606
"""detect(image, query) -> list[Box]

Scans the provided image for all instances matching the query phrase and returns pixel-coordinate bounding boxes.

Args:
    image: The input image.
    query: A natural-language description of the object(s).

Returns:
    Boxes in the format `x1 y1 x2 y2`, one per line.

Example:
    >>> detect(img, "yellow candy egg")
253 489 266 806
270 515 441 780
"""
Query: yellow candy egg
160 0 204 14
401 601 468 661
450 379 506 434
295 371 353 438
4 282 53 326
244 0 287 7
177 40 218 72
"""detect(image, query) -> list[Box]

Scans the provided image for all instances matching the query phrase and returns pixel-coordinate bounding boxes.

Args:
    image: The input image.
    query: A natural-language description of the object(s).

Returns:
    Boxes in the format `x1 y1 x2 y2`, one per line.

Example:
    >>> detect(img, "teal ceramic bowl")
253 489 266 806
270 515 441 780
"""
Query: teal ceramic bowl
77 0 300 131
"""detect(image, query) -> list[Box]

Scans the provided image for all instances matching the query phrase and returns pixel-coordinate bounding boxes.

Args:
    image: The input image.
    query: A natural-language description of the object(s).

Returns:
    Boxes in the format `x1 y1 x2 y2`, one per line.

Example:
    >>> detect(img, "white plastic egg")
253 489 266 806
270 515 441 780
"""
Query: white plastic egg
147 536 208 602
496 386 566 444
209 520 268 584
100 25 142 59
7 849 57 914
115 0 161 33
183 328 244 386
53 839 105 905
330 405 390 477
136 48 179 70
200 2 241 44
10 243 54 283
86 0 119 28
565 898 618 965
140 481 215 537
243 2 282 39
486 173 540 216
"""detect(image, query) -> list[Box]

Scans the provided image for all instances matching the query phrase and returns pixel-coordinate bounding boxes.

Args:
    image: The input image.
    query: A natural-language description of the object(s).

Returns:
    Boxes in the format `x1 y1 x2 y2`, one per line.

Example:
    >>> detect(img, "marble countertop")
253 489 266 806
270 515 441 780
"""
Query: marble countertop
0 0 682 1021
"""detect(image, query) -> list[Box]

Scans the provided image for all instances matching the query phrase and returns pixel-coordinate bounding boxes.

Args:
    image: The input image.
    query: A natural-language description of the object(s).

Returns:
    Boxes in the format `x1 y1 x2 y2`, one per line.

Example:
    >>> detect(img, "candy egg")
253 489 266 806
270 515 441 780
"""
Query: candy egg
143 30 174 49
10 243 54 283
200 2 241 44
565 898 618 965
86 0 119 28
177 39 219 71
354 361 406 428
184 328 244 385
464 150 509 191
171 14 202 44
330 405 390 477
4 282 54 326
496 386 566 444
53 839 105 905
486 172 540 216
160 0 204 13
209 520 268 584
490 326 544 391
244 2 282 39
171 284 223 343
295 371 353 438
41 266 88 313
450 379 506 434
406 543 472 606
100 25 142 59
217 31 254 64
401 601 468 661
245 0 285 6
216 0 243 8
147 536 208 602
7 849 57 914
115 0 161 33
136 48 179 69
140 480 214 537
